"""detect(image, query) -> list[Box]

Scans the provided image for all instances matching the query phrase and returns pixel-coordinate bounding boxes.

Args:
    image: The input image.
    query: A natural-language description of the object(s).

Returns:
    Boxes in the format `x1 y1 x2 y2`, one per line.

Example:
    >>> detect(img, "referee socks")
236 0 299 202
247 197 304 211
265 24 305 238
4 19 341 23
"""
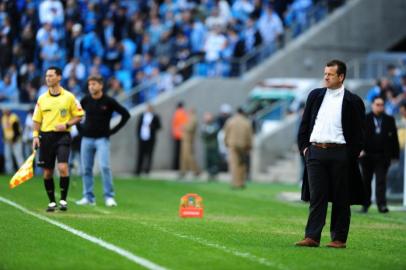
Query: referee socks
60 176 70 201
44 178 56 203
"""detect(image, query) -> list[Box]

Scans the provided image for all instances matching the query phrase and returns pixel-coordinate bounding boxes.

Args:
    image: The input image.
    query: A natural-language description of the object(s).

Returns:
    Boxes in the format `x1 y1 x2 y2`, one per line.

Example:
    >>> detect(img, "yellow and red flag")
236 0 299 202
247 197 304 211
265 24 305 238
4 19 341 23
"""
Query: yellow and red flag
9 151 36 189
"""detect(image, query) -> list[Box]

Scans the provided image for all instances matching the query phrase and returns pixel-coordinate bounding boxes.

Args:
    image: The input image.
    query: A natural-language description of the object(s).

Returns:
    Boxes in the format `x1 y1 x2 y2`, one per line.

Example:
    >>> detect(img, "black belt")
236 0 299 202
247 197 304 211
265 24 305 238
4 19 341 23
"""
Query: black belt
312 142 346 149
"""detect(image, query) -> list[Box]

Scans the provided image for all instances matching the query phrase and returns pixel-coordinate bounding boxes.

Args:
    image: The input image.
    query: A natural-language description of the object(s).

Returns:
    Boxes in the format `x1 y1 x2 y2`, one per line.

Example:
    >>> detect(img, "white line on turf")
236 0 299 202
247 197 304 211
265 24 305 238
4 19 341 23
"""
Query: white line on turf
140 222 290 270
0 196 168 270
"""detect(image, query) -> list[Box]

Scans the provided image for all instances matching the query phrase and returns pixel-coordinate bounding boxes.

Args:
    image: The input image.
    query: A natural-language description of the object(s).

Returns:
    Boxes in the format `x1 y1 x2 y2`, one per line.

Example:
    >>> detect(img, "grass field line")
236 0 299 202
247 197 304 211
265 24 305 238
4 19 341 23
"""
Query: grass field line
0 196 168 270
68 197 111 215
140 221 290 270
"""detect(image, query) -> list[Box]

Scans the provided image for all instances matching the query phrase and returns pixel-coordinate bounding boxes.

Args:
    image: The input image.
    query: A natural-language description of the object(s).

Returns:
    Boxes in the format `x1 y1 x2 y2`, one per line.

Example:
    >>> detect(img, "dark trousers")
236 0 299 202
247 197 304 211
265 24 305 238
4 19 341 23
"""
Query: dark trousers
360 155 390 208
136 139 155 174
305 145 351 242
172 138 181 170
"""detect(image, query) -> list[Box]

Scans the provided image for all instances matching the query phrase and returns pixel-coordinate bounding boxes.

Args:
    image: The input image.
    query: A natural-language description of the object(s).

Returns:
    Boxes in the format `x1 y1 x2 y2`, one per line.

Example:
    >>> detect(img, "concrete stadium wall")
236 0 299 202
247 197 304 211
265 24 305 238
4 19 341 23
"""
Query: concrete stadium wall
110 0 406 174
110 78 252 172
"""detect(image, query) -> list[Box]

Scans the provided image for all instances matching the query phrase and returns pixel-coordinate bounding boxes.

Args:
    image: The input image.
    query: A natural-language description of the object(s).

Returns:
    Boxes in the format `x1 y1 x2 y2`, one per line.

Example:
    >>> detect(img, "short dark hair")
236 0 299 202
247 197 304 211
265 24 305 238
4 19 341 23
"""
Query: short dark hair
46 66 62 76
372 96 384 104
326 59 346 81
177 101 184 108
87 75 104 85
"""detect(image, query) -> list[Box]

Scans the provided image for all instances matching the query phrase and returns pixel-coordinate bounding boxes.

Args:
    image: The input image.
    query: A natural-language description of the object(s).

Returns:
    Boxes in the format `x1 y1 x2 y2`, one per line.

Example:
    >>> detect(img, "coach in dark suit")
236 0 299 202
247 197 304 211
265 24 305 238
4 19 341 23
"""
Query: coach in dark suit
360 96 399 213
296 60 366 249
136 104 161 175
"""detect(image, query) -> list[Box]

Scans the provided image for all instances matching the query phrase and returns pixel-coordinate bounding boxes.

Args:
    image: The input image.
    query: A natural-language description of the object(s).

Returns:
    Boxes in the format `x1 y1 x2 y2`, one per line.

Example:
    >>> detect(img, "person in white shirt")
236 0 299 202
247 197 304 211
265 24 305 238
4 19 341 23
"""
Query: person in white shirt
296 60 365 249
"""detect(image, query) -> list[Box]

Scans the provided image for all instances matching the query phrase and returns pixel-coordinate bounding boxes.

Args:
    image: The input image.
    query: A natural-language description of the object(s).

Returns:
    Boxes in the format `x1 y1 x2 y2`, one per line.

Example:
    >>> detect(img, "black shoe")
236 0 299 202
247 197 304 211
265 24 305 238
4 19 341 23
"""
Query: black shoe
378 206 389 213
59 200 68 211
46 202 57 212
359 206 369 213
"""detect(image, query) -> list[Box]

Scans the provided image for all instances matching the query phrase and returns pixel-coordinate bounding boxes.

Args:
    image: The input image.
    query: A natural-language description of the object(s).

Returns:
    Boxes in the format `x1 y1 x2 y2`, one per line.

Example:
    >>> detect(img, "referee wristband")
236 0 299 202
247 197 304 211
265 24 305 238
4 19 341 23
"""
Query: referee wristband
33 131 39 137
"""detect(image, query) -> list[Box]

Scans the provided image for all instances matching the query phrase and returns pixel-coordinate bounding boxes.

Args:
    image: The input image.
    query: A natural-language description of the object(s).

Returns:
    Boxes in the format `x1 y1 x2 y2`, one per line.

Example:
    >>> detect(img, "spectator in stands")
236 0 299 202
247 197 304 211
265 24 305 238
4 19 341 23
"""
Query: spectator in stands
63 58 86 84
1 109 24 174
89 56 111 79
20 24 36 64
0 0 339 109
104 37 123 71
39 0 64 27
36 22 60 47
135 104 161 175
172 101 188 170
224 26 246 76
40 36 62 72
224 107 253 189
0 71 18 103
244 16 263 68
0 35 12 77
359 96 399 214
386 64 402 95
67 76 83 100
204 25 227 76
205 7 228 31
190 20 207 56
232 0 254 22
285 0 313 37
106 76 125 99
258 3 284 53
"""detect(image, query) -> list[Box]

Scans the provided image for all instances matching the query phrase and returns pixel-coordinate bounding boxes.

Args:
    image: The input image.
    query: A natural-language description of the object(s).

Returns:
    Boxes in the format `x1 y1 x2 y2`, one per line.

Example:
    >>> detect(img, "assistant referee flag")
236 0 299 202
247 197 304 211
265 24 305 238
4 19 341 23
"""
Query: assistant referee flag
9 151 36 189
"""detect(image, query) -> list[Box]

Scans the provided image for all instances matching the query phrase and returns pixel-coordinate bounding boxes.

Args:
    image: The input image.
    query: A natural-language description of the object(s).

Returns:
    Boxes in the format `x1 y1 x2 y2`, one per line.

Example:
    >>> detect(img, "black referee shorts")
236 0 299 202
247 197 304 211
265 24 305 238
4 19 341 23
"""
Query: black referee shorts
37 132 71 169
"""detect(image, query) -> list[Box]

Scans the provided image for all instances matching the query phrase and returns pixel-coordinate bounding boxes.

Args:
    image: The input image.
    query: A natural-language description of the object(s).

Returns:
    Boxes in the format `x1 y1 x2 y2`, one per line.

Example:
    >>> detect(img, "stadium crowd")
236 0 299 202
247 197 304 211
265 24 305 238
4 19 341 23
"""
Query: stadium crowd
365 64 406 116
0 0 343 106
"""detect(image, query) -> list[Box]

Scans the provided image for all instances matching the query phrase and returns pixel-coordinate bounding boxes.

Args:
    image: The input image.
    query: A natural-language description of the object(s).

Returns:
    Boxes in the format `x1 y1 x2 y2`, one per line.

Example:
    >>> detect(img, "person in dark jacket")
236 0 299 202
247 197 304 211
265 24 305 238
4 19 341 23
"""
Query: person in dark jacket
360 96 399 213
135 103 161 175
296 60 365 249
76 75 130 207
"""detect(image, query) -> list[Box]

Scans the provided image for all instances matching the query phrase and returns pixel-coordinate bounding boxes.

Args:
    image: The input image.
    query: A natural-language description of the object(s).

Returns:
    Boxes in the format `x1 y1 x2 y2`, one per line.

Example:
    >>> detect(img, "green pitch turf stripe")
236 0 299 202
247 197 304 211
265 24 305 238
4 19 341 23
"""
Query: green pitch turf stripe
0 196 168 270
140 222 289 270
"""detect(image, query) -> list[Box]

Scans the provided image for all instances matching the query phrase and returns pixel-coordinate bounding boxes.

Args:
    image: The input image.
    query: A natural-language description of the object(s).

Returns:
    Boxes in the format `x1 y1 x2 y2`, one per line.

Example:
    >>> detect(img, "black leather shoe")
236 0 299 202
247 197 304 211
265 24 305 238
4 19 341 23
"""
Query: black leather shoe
378 206 389 213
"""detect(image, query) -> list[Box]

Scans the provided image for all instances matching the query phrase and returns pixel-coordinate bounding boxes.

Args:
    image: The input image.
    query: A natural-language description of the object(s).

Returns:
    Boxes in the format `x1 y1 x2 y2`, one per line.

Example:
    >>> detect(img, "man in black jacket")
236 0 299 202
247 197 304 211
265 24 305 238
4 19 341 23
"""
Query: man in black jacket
135 103 161 175
360 96 399 213
76 75 130 207
296 60 365 248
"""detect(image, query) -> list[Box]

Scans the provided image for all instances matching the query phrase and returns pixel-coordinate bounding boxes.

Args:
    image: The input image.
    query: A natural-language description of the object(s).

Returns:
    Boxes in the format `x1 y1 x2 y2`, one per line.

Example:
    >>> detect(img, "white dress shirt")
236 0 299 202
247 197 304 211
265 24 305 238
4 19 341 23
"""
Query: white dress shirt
140 112 153 141
310 85 346 144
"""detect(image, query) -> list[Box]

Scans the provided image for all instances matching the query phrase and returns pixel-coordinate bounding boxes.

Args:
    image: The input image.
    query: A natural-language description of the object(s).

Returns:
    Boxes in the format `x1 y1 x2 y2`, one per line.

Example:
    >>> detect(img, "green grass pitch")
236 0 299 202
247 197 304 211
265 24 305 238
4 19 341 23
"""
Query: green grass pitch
0 175 405 270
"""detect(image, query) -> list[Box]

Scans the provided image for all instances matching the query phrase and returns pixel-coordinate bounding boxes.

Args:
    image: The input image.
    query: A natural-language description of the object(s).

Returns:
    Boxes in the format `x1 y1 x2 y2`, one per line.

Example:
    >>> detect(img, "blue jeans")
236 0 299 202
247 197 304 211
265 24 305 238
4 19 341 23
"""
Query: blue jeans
81 137 114 201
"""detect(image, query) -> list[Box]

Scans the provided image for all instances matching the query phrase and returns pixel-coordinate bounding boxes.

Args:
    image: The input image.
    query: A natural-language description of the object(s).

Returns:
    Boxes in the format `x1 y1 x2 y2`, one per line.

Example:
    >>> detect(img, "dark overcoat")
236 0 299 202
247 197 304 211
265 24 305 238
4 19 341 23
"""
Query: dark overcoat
364 112 400 161
297 88 366 205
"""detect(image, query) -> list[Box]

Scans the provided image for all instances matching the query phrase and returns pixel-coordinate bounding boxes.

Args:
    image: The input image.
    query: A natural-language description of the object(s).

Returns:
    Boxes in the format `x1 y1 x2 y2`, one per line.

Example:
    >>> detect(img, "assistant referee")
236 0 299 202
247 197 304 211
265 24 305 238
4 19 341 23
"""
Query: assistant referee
32 66 84 212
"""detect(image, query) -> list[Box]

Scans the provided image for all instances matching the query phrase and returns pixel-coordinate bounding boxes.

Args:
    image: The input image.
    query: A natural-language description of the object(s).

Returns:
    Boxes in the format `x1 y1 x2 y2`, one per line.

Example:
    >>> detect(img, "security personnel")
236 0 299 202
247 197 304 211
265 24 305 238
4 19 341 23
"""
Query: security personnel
32 66 84 212
360 96 399 213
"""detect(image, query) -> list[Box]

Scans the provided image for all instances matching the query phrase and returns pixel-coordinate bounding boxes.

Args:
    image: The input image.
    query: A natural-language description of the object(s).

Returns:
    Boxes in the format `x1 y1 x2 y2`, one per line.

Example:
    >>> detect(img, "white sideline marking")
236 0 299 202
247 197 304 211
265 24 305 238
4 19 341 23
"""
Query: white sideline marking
0 196 168 270
141 222 289 270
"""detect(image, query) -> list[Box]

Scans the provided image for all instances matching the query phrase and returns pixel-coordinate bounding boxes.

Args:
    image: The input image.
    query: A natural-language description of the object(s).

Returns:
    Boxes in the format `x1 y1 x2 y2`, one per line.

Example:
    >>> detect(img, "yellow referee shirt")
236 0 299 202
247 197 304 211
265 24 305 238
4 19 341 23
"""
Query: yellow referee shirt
33 88 84 132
